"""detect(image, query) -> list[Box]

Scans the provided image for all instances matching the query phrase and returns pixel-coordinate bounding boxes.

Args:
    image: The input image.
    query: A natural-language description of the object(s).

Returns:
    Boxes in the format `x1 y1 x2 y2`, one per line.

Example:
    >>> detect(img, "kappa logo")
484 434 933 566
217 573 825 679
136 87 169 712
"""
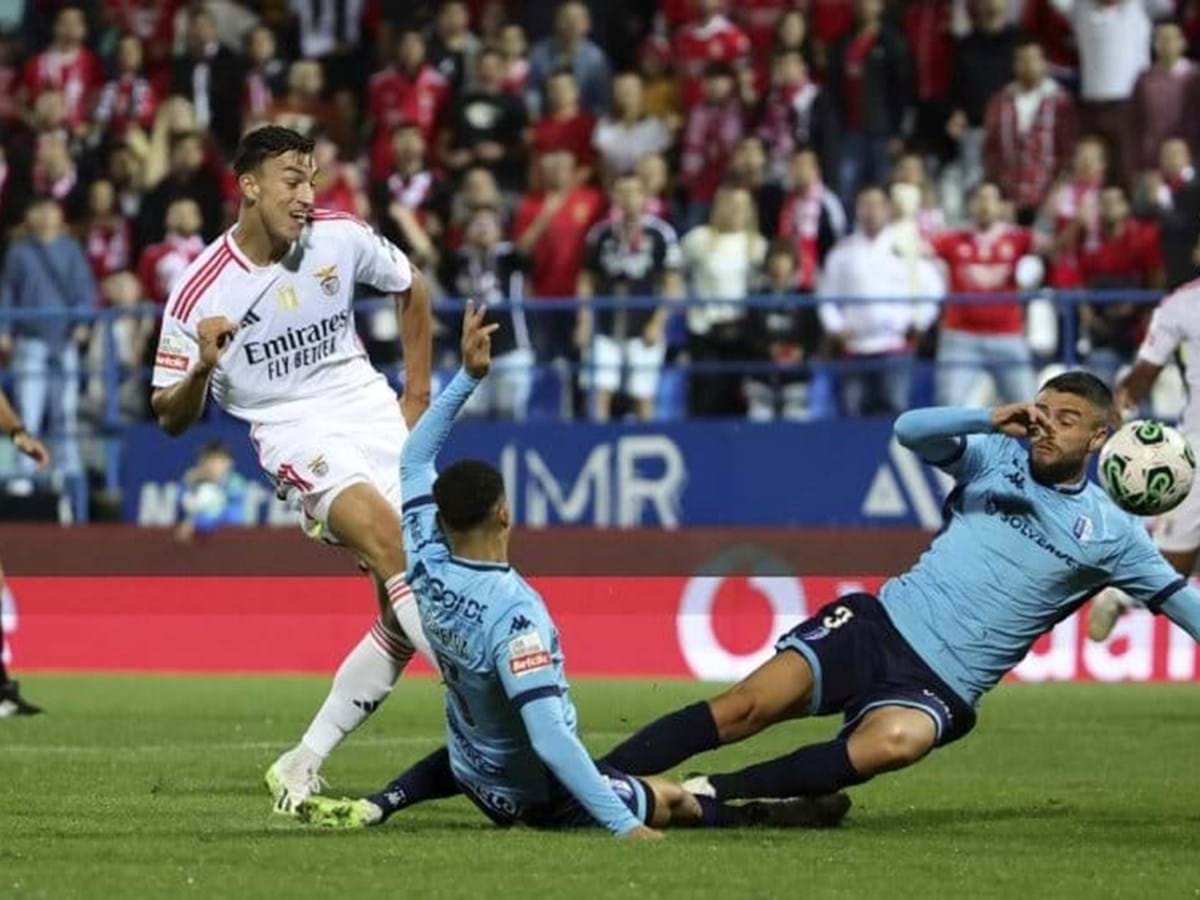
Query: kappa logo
509 615 533 634
314 263 340 297
1004 467 1026 491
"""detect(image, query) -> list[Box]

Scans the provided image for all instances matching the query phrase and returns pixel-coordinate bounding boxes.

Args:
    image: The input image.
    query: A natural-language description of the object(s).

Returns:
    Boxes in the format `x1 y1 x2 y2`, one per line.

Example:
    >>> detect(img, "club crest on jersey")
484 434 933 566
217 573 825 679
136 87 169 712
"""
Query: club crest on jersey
308 454 329 478
314 264 340 297
1073 515 1094 542
276 285 300 311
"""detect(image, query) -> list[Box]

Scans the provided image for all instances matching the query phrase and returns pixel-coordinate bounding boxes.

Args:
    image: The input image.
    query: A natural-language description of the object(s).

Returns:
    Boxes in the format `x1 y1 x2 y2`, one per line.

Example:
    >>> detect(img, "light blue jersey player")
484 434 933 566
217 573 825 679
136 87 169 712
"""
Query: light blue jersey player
602 372 1200 811
296 305 839 836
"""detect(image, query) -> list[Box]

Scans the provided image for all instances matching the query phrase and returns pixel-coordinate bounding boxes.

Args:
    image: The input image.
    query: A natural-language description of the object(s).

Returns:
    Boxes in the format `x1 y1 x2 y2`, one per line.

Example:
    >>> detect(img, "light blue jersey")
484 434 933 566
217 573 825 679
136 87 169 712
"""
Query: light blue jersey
398 369 643 835
886 407 1200 706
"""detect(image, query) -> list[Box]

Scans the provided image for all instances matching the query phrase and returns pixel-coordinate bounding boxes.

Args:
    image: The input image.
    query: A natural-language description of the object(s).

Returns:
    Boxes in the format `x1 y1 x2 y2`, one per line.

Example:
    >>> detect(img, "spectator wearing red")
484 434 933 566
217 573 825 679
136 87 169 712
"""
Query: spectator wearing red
930 181 1040 405
756 48 839 186
20 7 103 135
93 35 158 146
103 0 179 68
674 0 752 112
373 122 445 272
1020 0 1079 82
777 149 847 291
1131 23 1200 174
530 70 597 184
1078 185 1164 382
809 0 859 58
737 1 806 57
367 29 450 182
82 179 133 283
313 134 368 218
827 0 914 208
527 1 613 116
984 39 1077 225
513 150 605 357
679 63 746 223
242 26 287 125
137 197 204 305
1045 135 1107 287
902 0 956 160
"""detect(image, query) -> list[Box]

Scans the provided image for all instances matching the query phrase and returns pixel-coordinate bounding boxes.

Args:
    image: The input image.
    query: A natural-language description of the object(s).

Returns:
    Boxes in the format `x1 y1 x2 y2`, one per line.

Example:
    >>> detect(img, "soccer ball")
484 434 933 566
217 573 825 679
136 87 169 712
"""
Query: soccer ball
1099 420 1196 516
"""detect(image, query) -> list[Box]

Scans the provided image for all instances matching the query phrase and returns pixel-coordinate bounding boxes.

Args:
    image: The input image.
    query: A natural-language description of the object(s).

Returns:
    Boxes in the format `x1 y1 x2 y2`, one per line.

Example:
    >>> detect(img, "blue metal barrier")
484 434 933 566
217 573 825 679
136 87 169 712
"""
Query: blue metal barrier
0 289 1168 521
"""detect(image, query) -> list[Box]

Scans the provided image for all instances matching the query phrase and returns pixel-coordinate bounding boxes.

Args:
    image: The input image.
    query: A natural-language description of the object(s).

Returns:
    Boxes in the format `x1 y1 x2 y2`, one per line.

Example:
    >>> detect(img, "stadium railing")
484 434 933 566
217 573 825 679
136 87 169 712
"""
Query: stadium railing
0 289 1165 522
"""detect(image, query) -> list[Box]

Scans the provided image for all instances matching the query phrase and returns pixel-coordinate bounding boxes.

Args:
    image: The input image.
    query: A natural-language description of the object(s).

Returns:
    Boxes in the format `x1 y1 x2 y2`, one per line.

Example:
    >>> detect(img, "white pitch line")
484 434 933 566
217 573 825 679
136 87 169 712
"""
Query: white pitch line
0 731 634 755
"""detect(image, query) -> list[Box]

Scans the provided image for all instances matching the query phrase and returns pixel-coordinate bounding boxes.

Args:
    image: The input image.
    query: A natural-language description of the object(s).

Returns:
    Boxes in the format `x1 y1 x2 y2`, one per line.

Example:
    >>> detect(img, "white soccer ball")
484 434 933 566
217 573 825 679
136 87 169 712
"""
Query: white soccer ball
1099 420 1196 516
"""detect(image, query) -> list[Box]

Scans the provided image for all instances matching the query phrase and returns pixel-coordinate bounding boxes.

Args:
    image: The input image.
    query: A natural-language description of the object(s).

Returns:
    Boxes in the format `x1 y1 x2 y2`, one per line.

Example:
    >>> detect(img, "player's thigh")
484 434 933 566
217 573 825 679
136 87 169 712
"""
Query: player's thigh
844 705 938 775
709 651 816 743
326 482 406 575
624 338 666 401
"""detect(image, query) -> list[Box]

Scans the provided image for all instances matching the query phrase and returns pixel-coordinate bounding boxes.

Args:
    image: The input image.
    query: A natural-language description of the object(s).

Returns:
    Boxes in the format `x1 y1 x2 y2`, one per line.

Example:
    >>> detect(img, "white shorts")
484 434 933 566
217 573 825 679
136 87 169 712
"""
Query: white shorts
249 381 408 533
579 335 666 401
1153 429 1200 553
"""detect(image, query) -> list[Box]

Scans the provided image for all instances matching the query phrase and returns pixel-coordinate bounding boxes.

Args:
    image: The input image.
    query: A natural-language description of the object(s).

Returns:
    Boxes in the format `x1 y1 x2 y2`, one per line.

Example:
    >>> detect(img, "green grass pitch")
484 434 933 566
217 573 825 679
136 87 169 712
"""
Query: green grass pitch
0 676 1197 899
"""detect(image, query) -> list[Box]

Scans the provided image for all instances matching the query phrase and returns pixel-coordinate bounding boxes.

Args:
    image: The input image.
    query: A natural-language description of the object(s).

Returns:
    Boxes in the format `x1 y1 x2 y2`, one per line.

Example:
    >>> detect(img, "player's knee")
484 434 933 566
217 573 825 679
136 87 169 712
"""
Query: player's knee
858 720 933 772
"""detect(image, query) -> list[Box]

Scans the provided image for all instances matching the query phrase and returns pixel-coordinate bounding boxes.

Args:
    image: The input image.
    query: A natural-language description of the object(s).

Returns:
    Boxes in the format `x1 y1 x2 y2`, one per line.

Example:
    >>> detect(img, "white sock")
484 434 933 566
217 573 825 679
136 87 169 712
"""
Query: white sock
299 592 415 761
387 575 437 669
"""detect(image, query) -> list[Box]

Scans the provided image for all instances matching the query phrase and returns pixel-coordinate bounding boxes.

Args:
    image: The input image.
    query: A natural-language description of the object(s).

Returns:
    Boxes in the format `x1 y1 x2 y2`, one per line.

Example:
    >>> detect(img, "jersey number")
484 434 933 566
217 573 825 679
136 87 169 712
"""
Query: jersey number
822 606 854 630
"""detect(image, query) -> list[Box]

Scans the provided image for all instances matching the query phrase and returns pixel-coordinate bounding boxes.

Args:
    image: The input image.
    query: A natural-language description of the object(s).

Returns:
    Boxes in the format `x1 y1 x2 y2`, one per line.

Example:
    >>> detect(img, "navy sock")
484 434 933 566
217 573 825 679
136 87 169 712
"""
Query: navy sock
0 632 7 683
709 738 869 801
367 746 460 821
602 702 720 775
694 795 741 828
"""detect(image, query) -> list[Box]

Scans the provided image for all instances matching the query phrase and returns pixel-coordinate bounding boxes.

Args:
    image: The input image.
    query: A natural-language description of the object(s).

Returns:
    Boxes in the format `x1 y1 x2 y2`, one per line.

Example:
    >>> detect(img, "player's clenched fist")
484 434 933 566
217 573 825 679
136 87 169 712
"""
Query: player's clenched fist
461 300 500 380
196 316 238 372
990 402 1051 439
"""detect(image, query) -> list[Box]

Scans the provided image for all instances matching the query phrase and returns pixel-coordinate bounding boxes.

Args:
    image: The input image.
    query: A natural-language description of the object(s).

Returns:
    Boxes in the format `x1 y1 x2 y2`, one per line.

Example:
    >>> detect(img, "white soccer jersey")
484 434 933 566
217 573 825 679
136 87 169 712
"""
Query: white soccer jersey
151 209 412 425
1138 278 1200 433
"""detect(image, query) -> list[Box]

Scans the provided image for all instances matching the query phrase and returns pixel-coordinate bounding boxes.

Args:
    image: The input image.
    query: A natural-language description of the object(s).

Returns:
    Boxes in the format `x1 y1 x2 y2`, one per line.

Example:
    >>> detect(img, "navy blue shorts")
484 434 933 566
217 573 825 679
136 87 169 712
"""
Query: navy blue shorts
775 593 976 747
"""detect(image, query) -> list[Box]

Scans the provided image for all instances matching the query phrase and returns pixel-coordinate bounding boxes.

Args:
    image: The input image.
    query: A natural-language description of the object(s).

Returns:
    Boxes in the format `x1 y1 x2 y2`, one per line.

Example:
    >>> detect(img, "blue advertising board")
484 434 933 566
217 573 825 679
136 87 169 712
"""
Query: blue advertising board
121 416 955 529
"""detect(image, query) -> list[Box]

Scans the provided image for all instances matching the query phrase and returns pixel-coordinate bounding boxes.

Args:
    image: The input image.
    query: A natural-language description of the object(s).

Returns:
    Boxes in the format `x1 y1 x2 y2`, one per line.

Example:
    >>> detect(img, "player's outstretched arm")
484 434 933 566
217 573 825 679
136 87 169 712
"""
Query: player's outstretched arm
894 406 997 465
151 317 236 436
398 268 433 429
399 301 498 501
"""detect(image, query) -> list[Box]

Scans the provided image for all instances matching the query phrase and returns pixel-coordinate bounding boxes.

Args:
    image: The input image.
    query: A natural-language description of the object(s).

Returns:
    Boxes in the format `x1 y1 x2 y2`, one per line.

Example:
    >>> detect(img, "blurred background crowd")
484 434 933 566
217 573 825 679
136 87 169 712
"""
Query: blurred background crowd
0 0 1196 455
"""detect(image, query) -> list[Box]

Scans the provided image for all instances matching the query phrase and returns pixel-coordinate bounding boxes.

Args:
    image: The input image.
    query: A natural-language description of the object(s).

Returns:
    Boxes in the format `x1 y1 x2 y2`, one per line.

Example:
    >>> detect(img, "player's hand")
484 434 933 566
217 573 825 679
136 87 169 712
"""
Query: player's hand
461 300 500 379
991 402 1051 439
13 431 50 469
621 825 665 841
196 316 237 373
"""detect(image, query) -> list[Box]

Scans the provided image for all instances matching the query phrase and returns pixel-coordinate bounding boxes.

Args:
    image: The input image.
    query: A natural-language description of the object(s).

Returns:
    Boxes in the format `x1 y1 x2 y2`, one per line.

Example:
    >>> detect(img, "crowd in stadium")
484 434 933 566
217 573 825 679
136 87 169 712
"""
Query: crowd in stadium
0 0 1198 431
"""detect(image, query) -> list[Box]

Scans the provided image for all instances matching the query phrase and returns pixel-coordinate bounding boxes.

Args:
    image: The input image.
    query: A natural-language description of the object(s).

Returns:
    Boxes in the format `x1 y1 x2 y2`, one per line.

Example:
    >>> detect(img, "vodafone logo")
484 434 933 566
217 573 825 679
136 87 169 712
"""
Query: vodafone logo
676 576 808 681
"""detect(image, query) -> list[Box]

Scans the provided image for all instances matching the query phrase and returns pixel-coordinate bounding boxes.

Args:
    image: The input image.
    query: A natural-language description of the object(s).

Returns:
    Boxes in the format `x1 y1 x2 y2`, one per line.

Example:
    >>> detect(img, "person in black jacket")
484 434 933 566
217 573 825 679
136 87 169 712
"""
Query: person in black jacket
826 0 914 212
171 9 244 157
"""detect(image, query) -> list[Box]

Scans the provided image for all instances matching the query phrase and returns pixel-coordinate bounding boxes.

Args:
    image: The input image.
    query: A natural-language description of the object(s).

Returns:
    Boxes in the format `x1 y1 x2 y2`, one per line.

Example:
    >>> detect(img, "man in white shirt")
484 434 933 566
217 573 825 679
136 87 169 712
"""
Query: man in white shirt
818 186 942 416
1052 0 1173 184
150 126 433 815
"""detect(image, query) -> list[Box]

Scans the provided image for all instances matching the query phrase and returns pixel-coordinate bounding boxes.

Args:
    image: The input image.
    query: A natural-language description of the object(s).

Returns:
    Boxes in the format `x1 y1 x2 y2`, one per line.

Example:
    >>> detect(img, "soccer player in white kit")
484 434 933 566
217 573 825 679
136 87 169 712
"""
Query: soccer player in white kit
1089 277 1200 640
150 126 435 813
